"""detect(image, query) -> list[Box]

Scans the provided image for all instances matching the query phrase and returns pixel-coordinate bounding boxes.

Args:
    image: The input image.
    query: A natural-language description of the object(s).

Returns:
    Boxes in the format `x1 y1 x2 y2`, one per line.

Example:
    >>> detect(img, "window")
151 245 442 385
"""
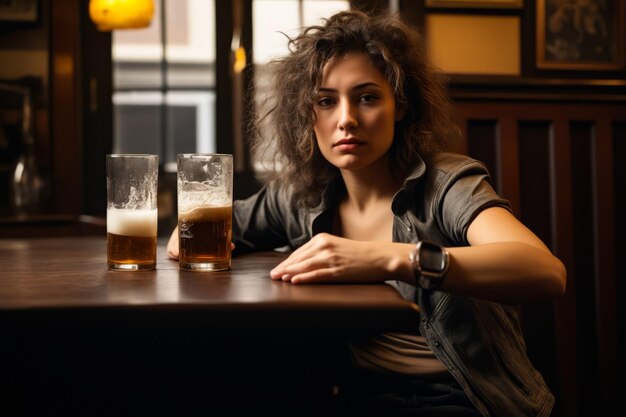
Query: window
253 0 350 63
112 0 350 177
112 0 216 173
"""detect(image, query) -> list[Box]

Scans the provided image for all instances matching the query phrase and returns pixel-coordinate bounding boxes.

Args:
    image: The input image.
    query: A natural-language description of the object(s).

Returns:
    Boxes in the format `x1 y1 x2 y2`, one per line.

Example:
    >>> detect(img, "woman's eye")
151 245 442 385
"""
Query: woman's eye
317 97 334 107
360 94 378 103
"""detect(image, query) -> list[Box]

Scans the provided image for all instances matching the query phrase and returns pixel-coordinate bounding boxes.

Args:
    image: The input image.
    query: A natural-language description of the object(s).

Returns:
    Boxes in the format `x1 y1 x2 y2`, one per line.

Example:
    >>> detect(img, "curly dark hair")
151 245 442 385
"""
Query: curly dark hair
249 10 458 207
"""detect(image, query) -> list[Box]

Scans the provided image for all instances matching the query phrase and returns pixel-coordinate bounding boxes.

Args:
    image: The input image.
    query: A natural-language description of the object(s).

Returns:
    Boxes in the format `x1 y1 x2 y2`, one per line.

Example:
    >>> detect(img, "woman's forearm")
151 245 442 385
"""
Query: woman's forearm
393 241 566 305
270 233 566 304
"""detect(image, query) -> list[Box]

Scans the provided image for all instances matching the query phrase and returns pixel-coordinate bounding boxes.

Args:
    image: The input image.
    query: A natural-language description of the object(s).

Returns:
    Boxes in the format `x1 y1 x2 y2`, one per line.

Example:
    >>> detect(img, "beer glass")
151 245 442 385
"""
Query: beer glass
177 154 233 271
106 154 158 270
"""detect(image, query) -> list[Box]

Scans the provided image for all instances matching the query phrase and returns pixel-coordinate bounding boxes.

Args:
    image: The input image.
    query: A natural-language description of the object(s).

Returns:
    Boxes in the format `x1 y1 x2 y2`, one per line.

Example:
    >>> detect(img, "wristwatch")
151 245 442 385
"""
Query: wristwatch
409 241 450 290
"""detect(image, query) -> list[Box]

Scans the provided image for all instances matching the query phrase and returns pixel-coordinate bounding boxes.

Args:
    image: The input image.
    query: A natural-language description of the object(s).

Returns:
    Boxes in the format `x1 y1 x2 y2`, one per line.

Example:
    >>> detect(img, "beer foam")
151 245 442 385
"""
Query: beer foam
107 208 158 237
178 205 232 222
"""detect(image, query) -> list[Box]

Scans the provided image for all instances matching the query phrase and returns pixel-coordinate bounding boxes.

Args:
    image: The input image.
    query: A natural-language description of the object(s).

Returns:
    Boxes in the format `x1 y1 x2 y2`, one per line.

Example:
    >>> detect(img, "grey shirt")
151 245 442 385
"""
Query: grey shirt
232 152 555 417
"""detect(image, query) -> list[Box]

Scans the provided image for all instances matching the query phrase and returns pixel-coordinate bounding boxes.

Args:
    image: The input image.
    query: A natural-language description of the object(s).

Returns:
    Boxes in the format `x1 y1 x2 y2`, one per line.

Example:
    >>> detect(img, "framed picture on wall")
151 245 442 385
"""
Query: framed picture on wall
536 0 625 70
426 0 523 8
0 0 38 23
0 0 39 33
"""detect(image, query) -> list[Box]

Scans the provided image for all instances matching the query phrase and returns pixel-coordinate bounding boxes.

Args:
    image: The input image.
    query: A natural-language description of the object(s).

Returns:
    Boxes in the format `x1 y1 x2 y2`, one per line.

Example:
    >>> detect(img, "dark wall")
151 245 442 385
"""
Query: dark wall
450 81 626 417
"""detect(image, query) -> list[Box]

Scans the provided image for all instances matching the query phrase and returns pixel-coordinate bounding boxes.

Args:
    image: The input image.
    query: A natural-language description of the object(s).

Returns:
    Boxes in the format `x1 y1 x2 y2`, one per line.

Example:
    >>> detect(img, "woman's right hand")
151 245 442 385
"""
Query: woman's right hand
167 226 179 259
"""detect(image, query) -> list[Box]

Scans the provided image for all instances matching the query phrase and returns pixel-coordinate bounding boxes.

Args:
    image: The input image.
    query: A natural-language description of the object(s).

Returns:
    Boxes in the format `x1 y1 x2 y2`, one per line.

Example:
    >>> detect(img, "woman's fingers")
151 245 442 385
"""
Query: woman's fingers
270 245 328 279
290 267 340 284
271 234 365 283
275 254 336 281
270 243 311 278
270 235 413 285
270 234 335 279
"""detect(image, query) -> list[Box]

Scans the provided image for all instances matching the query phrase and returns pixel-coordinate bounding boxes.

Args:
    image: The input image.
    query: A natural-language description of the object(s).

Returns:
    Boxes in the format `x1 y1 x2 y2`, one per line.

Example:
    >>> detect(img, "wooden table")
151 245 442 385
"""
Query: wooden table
0 237 420 415
0 237 419 330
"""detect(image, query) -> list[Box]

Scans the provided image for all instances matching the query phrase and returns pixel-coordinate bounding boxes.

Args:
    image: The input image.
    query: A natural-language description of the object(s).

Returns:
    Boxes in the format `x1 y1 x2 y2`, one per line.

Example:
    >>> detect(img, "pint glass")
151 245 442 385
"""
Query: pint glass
177 154 233 271
106 154 158 270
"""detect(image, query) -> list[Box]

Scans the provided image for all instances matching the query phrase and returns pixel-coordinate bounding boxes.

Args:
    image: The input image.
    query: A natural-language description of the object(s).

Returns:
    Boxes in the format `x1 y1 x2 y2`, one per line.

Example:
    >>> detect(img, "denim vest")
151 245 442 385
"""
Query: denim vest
233 153 555 417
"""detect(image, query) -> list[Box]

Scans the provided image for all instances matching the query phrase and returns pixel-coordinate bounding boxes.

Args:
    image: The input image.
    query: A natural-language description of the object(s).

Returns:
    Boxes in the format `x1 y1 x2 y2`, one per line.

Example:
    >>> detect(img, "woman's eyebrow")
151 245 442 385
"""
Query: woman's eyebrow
318 82 382 93
353 82 382 90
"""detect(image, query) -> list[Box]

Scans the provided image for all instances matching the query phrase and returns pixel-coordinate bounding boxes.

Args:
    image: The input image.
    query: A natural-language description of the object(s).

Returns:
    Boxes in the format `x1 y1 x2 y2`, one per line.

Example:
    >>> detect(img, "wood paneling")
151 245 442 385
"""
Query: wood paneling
517 122 559 411
549 117 577 417
614 122 626 401
467 120 497 187
454 100 626 417
569 121 597 417
80 2 112 216
591 117 617 417
50 0 81 215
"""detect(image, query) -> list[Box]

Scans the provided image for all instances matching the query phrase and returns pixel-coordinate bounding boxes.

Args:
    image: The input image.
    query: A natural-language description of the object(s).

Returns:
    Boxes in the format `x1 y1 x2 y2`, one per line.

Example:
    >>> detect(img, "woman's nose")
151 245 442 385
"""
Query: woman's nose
337 101 358 131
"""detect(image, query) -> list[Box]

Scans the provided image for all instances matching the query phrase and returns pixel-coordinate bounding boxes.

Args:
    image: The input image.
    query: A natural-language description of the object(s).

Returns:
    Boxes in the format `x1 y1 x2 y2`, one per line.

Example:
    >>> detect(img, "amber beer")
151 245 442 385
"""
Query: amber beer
178 205 232 271
107 208 157 270
177 153 233 271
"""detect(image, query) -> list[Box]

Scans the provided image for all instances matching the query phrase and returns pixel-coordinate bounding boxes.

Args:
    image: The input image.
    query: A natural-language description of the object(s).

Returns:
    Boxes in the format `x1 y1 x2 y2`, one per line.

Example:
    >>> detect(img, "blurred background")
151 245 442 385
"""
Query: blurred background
0 1 624 416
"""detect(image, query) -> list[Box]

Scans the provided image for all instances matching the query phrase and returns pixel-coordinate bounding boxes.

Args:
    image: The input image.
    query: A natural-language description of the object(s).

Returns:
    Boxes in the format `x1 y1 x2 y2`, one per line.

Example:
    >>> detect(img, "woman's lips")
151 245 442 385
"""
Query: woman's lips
333 138 365 151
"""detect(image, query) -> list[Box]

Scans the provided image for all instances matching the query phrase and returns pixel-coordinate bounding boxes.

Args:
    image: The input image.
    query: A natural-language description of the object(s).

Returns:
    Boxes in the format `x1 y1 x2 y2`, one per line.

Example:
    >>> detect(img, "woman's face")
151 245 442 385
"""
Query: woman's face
313 52 402 173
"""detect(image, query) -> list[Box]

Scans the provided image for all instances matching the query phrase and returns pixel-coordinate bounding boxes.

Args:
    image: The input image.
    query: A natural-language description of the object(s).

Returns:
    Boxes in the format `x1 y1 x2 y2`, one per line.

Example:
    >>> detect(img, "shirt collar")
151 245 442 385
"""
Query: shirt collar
311 174 343 217
313 153 427 214
401 152 427 188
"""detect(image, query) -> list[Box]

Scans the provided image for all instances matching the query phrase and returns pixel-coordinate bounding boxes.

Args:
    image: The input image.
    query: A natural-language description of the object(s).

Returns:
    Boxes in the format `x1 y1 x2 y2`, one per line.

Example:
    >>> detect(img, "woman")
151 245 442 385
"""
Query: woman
168 10 566 417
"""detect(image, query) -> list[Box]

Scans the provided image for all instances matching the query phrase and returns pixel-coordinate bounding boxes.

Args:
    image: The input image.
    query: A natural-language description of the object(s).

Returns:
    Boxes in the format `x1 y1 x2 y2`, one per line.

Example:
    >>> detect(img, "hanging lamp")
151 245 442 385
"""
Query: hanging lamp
89 0 154 31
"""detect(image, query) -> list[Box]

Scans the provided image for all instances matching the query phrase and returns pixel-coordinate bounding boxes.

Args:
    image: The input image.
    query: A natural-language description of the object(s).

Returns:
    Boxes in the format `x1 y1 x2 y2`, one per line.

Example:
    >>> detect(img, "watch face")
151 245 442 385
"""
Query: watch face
420 242 444 272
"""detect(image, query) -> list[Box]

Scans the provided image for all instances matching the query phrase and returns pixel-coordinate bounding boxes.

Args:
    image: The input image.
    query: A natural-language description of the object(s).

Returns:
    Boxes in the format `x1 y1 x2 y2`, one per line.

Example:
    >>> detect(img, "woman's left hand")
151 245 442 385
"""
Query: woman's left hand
269 233 414 284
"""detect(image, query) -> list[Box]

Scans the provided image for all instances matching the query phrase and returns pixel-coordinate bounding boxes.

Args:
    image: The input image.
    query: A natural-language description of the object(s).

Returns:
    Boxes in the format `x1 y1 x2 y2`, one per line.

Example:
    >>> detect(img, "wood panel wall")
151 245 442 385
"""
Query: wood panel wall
50 0 81 216
451 93 626 417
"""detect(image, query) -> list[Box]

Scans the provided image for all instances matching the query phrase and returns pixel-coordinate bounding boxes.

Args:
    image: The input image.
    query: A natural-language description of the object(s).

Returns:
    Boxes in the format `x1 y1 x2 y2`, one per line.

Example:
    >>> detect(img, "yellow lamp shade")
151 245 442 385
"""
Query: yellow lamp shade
89 0 154 31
